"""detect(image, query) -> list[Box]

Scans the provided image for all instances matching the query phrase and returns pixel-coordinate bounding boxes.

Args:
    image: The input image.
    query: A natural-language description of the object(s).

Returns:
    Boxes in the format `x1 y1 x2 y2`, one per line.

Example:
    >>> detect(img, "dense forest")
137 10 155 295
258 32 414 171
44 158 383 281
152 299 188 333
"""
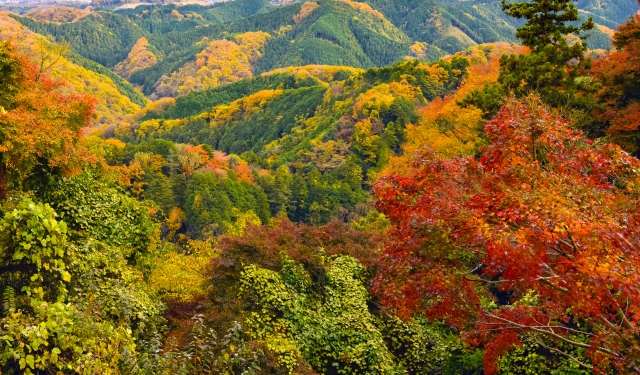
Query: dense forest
0 0 640 374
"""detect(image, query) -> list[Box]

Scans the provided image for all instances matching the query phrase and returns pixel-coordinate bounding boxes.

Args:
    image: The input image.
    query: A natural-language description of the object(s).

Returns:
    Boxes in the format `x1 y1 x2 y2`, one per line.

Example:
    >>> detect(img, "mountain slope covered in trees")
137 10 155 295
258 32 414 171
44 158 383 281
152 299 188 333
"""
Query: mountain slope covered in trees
12 0 415 97
1 0 640 374
12 0 637 101
0 12 146 124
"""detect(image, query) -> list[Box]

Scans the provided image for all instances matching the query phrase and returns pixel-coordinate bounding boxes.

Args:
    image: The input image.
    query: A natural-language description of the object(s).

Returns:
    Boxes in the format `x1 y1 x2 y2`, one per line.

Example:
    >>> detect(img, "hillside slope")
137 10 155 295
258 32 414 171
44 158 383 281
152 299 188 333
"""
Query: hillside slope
11 0 638 102
0 12 146 124
362 0 633 53
14 0 414 98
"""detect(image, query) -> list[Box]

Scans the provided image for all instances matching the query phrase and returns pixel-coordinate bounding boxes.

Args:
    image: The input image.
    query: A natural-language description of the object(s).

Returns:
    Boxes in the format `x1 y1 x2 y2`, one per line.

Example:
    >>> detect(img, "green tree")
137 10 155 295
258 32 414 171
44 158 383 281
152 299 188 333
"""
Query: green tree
0 41 25 111
146 174 176 214
461 0 595 117
0 198 145 375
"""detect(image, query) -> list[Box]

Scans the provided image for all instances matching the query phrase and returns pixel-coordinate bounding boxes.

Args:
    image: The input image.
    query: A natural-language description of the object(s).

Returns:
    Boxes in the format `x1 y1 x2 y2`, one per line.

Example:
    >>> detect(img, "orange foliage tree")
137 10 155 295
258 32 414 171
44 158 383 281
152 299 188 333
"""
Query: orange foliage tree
0 40 95 198
383 44 526 176
373 96 640 374
592 3 640 155
293 2 319 24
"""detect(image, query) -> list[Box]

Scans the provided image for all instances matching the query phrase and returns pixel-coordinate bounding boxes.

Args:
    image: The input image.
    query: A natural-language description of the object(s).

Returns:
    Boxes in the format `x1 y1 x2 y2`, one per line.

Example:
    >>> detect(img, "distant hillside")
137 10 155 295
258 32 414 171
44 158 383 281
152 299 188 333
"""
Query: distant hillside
362 0 635 53
254 1 412 71
11 0 638 101
0 11 146 124
14 0 414 98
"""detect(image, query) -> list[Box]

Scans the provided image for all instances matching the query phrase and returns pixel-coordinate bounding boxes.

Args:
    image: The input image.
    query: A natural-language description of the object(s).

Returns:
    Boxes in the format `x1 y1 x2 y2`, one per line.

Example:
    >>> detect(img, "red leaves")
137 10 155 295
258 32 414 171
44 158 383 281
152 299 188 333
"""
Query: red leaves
592 12 640 154
373 96 640 373
0 40 96 195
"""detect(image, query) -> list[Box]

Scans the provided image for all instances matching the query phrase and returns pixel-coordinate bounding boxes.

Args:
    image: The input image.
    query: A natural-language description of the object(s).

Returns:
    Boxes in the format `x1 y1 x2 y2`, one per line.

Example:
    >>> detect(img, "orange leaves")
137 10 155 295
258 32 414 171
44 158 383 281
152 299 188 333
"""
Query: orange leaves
373 96 640 373
591 13 640 154
293 2 319 25
0 14 142 125
24 6 91 23
0 40 96 195
383 45 529 175
166 206 186 240
113 162 146 198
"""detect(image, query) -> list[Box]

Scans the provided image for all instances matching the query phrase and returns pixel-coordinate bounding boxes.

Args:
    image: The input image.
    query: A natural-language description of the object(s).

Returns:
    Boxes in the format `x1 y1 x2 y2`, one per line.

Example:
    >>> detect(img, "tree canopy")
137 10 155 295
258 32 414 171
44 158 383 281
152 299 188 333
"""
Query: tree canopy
373 96 640 374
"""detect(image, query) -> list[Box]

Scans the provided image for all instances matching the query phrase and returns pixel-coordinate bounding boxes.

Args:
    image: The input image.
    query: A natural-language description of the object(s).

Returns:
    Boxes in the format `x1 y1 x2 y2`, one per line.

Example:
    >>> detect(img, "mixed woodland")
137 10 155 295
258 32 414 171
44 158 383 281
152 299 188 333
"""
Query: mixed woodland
0 0 640 374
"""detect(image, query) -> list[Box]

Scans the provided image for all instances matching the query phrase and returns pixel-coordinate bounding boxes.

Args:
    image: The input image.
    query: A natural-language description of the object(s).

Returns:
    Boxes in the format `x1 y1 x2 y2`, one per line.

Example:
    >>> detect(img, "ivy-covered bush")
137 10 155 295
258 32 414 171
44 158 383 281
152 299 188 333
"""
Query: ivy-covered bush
43 172 158 270
0 198 139 374
240 255 399 374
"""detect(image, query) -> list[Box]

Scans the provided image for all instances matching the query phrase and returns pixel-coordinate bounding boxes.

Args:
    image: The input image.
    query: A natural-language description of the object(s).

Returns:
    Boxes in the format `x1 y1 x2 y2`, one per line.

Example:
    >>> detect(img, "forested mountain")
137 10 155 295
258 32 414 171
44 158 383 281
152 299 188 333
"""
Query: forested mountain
362 0 632 52
1 0 640 374
0 12 146 123
11 0 637 100
13 0 414 97
109 57 473 234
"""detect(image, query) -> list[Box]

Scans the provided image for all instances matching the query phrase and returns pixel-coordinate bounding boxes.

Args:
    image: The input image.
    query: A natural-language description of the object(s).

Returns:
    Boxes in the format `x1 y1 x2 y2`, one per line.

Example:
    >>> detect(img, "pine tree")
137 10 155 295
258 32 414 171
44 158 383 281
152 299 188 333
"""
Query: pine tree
461 0 595 117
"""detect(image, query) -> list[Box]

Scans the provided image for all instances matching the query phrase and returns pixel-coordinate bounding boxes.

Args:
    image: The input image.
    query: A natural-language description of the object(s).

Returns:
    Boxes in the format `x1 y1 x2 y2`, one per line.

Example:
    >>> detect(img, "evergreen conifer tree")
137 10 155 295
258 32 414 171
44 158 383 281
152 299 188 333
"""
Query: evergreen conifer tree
461 0 595 118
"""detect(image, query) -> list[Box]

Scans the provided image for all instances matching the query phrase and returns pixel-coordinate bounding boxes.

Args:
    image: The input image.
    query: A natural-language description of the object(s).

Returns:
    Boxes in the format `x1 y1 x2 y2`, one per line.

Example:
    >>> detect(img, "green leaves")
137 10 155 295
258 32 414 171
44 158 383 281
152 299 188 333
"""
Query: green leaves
0 198 70 299
463 0 597 118
240 255 401 374
44 172 157 270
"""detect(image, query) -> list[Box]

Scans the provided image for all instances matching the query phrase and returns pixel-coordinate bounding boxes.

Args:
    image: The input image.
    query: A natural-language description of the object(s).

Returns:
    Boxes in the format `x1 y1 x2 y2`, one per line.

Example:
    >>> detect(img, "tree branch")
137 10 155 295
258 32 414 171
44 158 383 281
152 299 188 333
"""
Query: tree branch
484 313 620 357
532 337 594 371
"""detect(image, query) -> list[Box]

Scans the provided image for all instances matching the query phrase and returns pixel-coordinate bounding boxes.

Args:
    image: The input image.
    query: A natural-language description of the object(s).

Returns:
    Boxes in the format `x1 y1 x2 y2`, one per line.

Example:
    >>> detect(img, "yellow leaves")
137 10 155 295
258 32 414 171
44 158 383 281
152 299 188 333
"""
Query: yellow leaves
234 31 272 64
204 90 283 126
153 32 272 98
339 0 384 20
225 210 262 237
137 119 162 138
353 81 420 119
0 12 143 127
241 89 283 114
353 119 380 164
409 41 428 59
133 97 176 121
354 84 396 118
135 118 186 138
113 37 158 80
382 47 523 176
166 207 186 240
293 2 319 24
149 238 217 303
103 138 126 149
263 65 363 83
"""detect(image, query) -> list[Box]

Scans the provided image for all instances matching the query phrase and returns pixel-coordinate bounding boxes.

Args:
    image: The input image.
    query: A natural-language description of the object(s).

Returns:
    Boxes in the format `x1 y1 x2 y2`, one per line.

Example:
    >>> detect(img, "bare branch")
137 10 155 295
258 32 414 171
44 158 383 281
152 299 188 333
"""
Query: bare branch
532 337 594 371
484 313 620 357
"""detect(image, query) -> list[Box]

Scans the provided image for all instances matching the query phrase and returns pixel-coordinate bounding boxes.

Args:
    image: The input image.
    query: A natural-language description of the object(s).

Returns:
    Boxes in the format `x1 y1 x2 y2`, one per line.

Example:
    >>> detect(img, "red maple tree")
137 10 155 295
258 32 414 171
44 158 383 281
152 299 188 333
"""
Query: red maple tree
0 40 96 197
373 96 640 373
592 2 640 154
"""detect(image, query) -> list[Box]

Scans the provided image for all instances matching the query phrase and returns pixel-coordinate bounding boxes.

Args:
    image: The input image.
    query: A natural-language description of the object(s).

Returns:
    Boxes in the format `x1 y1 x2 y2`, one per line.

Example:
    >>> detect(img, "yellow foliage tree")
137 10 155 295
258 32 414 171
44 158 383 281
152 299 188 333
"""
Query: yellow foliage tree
293 2 319 24
114 37 158 80
150 238 217 303
152 32 272 98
